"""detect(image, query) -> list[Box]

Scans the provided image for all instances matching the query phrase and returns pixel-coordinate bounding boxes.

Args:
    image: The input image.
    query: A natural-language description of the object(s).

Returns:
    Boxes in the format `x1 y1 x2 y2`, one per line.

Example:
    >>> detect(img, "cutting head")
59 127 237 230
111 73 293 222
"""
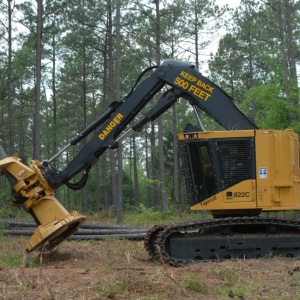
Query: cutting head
26 212 86 252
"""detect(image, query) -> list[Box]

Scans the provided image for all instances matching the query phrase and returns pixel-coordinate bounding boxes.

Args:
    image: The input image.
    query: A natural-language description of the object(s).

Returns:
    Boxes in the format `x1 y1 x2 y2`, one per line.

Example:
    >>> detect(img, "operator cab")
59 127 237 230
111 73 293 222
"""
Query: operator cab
179 127 256 206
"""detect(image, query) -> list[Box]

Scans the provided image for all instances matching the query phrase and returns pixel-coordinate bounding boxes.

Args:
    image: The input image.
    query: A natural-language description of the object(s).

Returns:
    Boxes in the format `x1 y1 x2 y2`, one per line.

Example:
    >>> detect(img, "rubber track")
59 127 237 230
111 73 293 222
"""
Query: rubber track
145 217 300 267
144 225 165 259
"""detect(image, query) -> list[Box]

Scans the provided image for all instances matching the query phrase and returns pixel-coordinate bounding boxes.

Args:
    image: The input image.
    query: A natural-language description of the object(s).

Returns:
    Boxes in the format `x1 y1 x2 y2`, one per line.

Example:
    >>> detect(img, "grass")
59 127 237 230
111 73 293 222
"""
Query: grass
0 236 35 268
88 205 207 227
0 253 35 268
214 270 258 299
178 272 209 294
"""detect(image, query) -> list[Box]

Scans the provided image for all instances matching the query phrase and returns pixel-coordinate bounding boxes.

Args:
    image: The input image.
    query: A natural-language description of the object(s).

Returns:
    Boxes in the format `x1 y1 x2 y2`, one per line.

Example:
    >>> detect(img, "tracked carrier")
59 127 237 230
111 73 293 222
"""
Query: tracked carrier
0 59 300 264
145 129 300 266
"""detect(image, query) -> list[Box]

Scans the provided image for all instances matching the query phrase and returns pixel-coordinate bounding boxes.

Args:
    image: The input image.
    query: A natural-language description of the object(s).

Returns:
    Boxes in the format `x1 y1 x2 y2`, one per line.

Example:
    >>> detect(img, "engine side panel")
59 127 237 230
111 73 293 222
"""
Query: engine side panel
255 130 300 210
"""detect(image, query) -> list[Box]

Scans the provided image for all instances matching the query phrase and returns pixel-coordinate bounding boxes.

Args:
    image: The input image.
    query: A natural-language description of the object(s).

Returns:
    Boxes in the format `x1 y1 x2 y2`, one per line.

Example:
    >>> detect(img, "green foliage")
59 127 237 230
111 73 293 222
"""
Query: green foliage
0 207 13 219
101 276 129 299
0 189 30 220
209 0 299 134
0 254 26 268
122 204 188 226
178 272 209 294
209 33 245 102
290 272 300 288
214 266 259 299
0 237 35 268
241 84 290 129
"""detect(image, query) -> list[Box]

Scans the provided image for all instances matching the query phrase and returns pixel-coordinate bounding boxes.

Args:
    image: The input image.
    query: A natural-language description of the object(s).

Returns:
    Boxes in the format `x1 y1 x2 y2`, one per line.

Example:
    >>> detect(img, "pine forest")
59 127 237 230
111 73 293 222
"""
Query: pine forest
0 0 299 219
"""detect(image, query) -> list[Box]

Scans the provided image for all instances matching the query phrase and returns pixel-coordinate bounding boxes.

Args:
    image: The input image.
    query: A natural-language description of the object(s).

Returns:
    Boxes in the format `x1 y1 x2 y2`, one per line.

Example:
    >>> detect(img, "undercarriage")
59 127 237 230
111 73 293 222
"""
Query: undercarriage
145 217 300 267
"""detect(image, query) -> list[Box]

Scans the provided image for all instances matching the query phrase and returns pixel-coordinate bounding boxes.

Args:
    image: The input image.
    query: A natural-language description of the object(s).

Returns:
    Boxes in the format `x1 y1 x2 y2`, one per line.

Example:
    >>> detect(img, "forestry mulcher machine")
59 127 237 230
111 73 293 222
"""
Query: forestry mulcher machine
1 60 300 266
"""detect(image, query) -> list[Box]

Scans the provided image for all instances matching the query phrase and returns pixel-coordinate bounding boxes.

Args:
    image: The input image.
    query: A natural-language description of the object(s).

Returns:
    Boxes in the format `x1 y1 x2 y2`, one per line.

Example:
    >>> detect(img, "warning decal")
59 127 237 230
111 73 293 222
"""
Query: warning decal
259 167 267 179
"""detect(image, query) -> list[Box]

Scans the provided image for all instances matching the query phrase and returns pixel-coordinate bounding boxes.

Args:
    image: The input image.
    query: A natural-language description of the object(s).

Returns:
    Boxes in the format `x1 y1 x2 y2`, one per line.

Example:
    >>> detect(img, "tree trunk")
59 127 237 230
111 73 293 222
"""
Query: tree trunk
101 8 111 212
82 29 88 214
284 0 298 88
7 0 14 155
150 123 158 209
194 1 199 69
154 0 168 211
116 0 123 224
51 18 57 160
133 134 141 207
145 127 152 207
172 105 179 204
245 7 256 122
284 0 299 114
33 0 43 160
277 0 292 123
107 2 117 213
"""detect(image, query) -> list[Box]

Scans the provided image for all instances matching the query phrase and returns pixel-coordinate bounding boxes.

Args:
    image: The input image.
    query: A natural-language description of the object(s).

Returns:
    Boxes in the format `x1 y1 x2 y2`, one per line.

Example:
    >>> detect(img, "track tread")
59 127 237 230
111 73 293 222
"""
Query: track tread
145 217 300 267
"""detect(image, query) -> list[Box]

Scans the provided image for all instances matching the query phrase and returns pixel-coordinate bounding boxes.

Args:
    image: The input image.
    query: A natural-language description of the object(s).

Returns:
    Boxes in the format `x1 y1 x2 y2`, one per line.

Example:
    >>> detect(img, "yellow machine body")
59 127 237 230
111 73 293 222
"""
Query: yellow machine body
178 129 300 217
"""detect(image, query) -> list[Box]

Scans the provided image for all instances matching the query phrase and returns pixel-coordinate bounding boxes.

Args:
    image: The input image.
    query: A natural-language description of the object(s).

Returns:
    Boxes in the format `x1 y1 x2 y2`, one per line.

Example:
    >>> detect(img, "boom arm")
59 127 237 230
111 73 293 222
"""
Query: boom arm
0 59 257 253
42 59 257 189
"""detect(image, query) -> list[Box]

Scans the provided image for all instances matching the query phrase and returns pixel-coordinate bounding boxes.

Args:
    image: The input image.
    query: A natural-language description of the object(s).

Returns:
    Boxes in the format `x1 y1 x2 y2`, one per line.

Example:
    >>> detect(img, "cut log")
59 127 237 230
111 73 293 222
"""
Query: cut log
69 233 145 240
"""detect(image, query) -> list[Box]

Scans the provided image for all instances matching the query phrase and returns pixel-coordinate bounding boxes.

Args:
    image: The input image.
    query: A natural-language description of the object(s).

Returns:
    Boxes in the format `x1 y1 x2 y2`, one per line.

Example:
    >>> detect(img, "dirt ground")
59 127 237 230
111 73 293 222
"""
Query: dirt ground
1 236 300 300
